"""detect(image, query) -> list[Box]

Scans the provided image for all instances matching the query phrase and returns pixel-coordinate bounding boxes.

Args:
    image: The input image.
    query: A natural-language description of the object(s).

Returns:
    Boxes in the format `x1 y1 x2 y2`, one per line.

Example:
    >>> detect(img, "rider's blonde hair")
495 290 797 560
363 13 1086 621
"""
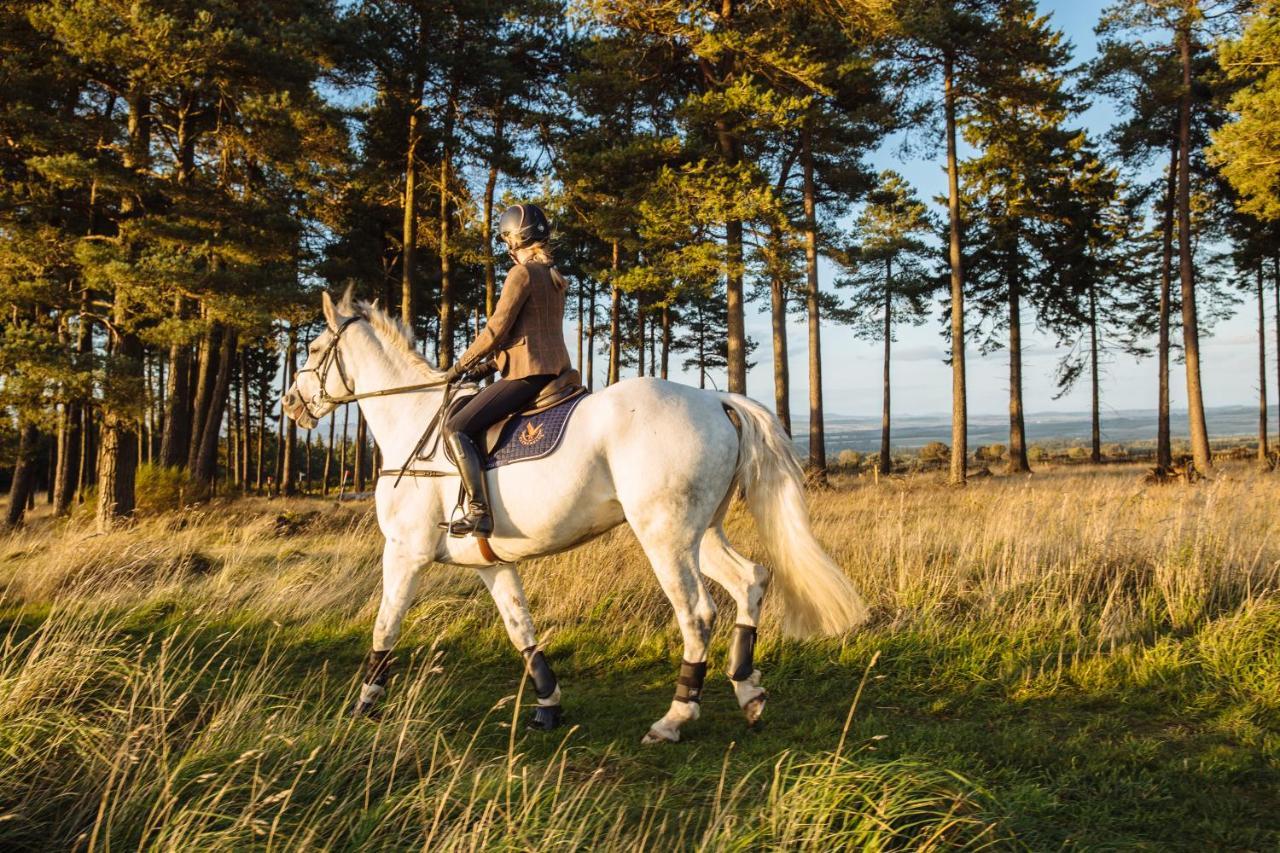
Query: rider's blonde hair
521 242 568 291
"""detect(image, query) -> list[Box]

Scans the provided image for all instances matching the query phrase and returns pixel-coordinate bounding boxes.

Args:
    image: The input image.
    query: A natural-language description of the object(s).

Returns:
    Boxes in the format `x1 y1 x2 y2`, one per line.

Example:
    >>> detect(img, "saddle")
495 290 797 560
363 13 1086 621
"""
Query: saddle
431 368 589 470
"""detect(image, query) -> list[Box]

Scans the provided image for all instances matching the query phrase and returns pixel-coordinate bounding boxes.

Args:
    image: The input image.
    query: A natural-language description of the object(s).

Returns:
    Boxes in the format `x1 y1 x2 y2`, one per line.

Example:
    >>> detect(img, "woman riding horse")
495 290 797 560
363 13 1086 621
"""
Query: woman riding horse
441 203 573 539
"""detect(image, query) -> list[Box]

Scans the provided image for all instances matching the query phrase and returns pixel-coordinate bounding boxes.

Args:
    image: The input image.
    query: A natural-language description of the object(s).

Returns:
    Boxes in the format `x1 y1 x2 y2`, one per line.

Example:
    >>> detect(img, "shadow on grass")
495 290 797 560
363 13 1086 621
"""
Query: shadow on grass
2 596 1276 850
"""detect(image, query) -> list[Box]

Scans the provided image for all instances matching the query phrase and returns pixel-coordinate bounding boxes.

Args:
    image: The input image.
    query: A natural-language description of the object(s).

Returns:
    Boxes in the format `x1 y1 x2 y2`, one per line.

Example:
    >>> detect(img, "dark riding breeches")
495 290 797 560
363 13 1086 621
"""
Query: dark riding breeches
445 375 555 444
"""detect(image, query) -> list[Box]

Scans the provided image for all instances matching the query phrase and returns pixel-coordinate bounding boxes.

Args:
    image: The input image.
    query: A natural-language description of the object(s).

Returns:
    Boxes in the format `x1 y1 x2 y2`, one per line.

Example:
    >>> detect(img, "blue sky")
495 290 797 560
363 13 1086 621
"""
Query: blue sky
633 0 1271 422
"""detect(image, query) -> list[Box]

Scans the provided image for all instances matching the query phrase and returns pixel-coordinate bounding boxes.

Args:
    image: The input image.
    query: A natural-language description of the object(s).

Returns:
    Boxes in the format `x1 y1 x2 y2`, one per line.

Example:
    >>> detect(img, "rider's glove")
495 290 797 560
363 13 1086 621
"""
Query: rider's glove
444 362 466 384
464 361 498 383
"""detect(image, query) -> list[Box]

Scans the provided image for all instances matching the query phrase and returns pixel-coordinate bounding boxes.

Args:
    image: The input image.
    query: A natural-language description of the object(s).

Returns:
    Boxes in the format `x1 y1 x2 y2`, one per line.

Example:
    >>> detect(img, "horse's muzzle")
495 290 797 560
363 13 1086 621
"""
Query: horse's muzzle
281 389 318 429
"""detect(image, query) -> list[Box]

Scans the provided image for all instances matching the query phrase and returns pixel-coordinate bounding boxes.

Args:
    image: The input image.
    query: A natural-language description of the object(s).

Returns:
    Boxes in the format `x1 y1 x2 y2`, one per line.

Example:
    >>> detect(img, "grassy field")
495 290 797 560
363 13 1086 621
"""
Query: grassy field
1 464 1278 850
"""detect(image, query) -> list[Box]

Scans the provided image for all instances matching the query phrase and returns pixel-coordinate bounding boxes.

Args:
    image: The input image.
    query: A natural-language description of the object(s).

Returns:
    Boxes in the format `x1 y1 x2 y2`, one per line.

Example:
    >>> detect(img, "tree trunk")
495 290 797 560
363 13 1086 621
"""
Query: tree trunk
880 259 893 476
609 240 621 385
1089 282 1102 464
438 152 455 368
187 321 218 470
355 411 367 493
637 306 646 378
1008 275 1030 473
577 281 584 374
661 303 671 380
53 401 79 517
255 376 267 494
1258 264 1269 463
944 54 968 486
303 429 313 493
59 310 92 513
1156 139 1177 471
160 320 191 467
194 328 236 483
801 124 825 478
142 354 153 465
95 89 148 531
697 303 707 389
1274 253 1279 447
239 350 251 486
78 402 93 499
586 281 596 391
769 227 791 436
725 215 746 393
402 106 421 323
483 144 500 317
6 420 39 528
1177 21 1212 474
339 404 350 498
281 328 298 495
323 411 335 496
154 350 165 462
437 83 460 368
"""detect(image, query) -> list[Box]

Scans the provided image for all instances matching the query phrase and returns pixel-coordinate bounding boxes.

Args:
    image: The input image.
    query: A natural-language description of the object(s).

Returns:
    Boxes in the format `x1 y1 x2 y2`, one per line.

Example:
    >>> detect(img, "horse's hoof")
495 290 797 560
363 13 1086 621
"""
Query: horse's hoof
528 704 562 731
743 692 767 726
642 728 679 745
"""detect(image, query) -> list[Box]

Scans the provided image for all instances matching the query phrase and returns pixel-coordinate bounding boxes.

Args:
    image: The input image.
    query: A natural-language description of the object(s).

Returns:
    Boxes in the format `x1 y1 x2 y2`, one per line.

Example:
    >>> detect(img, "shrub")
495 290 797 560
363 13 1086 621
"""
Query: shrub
918 441 950 464
1067 446 1091 460
1103 443 1128 459
135 464 207 514
975 444 1007 462
1028 445 1048 462
836 449 863 471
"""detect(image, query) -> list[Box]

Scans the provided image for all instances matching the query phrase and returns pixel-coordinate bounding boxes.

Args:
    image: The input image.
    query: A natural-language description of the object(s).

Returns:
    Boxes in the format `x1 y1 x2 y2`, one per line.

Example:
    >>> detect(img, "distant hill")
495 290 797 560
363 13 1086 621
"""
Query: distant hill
792 405 1266 454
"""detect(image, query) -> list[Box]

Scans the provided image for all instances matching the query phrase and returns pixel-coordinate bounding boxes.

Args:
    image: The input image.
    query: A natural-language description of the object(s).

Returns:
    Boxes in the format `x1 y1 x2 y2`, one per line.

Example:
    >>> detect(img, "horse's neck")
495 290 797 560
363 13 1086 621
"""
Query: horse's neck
348 342 442 469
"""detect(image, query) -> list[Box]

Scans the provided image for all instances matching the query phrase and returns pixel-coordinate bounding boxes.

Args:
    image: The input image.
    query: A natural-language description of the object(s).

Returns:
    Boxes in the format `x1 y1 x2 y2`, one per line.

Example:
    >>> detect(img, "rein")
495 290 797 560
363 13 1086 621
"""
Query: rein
297 314 457 486
297 316 452 415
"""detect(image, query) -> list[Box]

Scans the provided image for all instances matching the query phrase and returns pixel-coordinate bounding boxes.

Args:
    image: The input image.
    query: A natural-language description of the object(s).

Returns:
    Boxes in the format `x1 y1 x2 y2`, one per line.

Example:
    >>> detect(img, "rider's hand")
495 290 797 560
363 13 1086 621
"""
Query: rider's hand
464 361 497 383
444 363 465 384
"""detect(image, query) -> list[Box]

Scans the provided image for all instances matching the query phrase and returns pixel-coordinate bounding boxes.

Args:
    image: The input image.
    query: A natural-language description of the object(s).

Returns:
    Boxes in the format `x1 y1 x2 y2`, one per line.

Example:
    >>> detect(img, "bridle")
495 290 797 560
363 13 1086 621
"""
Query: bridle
292 312 459 487
294 314 450 421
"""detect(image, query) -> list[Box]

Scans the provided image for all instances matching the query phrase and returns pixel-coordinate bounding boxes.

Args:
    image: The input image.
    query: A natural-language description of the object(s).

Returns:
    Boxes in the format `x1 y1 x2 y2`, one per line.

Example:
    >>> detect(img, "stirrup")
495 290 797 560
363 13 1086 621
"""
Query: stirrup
441 504 493 538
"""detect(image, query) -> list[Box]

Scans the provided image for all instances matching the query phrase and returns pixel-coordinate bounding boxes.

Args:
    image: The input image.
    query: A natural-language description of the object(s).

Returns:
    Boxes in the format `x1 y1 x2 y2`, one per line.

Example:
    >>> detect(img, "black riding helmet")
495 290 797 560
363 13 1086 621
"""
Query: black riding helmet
497 203 551 254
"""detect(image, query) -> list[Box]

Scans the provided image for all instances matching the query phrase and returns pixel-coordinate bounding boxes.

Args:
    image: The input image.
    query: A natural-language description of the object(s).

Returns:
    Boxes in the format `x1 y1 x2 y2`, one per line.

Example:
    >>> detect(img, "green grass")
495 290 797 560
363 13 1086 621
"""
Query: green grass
1 465 1278 849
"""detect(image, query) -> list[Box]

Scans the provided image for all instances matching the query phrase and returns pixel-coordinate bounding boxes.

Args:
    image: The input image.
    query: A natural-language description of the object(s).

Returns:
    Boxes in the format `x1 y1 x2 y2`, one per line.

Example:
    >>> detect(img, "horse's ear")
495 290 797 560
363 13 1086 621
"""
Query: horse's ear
321 291 339 330
370 298 380 312
340 283 356 315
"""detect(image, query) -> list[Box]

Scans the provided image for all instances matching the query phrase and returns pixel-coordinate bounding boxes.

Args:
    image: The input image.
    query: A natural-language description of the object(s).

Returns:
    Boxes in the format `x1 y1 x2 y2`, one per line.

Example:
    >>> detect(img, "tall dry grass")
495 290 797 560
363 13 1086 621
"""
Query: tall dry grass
0 463 1277 849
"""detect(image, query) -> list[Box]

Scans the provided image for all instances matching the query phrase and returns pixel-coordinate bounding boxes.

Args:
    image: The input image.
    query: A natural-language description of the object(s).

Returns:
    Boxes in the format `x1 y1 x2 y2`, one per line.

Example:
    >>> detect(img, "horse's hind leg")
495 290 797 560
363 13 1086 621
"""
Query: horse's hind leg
630 519 717 744
476 563 562 730
699 527 769 724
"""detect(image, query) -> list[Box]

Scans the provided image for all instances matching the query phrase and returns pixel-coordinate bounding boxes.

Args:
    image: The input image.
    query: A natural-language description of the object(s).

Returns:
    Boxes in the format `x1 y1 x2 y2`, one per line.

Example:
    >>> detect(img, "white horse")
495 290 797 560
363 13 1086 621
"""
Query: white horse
282 290 868 743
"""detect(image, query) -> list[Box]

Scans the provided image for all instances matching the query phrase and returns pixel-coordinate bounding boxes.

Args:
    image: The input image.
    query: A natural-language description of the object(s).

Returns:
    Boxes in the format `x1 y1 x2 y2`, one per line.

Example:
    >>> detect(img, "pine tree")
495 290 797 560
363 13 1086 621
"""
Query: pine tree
1208 0 1280 222
960 7 1077 473
1038 143 1136 464
838 171 936 476
880 0 1035 485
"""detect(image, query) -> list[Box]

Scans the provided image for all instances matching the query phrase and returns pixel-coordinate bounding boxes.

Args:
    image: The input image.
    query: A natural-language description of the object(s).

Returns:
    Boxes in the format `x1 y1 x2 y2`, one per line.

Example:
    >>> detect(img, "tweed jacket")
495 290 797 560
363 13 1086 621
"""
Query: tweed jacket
458 262 572 380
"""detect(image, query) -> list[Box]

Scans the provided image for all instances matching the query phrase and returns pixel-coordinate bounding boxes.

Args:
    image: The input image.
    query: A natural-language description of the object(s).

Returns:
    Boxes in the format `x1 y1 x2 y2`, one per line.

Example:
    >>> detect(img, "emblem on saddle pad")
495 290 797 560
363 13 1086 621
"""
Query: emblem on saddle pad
518 421 545 446
482 391 589 470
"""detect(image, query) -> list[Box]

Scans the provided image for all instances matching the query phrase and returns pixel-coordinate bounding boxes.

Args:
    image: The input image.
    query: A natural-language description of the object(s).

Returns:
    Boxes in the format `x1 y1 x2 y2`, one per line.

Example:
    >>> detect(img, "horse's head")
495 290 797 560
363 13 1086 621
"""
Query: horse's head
282 289 363 429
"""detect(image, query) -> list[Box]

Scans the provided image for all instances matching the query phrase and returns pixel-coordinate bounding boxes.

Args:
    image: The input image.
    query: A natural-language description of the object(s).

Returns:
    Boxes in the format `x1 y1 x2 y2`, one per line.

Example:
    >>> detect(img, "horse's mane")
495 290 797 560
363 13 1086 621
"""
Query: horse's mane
340 290 445 381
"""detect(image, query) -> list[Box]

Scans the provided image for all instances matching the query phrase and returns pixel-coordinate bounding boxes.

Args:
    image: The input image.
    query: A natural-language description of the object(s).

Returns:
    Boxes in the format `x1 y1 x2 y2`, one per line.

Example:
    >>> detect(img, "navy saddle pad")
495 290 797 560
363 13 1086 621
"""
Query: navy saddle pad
483 391 589 470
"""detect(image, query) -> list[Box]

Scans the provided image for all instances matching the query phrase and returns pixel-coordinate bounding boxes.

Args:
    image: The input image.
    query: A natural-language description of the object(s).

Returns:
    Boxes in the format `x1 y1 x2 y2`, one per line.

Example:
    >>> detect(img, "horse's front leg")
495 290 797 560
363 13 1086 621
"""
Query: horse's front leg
475 563 562 730
353 539 426 716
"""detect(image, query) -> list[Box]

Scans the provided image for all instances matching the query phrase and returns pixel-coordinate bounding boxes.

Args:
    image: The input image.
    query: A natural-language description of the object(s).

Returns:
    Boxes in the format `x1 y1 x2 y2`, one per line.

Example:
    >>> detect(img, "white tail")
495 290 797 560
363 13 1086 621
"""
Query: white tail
719 394 870 638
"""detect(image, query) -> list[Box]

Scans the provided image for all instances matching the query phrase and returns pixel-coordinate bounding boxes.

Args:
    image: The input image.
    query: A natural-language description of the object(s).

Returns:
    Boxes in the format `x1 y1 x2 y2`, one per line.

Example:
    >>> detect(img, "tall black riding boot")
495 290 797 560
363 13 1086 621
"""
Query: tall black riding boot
443 431 494 538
